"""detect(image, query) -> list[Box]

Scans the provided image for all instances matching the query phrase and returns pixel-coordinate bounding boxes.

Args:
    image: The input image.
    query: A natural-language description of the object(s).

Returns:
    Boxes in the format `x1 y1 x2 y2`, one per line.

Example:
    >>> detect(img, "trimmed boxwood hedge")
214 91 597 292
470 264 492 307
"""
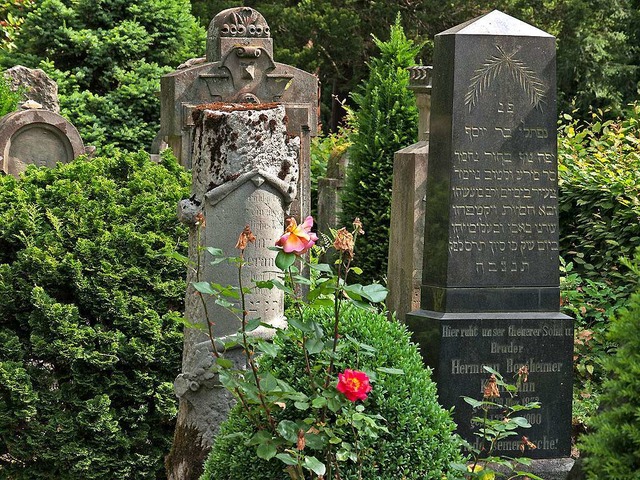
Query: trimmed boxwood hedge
201 306 461 480
0 151 190 479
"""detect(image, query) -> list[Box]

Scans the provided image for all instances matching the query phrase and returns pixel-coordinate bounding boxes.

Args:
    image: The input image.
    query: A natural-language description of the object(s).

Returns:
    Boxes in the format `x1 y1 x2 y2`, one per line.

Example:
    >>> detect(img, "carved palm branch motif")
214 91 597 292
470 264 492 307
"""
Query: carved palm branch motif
464 45 546 112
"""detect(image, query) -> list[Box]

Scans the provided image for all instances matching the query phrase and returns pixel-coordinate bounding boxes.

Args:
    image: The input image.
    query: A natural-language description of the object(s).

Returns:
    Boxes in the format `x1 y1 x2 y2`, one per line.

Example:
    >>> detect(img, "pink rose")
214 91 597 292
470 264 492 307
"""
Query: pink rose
275 216 318 255
337 369 372 402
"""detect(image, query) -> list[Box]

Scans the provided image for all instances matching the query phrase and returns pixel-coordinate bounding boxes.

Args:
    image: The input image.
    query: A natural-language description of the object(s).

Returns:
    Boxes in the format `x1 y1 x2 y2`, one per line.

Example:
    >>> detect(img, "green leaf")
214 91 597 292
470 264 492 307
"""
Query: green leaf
510 416 532 428
216 357 233 369
257 340 280 357
245 318 262 332
193 281 215 295
350 266 363 275
294 401 309 410
309 263 333 273
309 297 334 308
255 280 274 289
311 396 327 408
206 247 224 256
287 317 313 333
305 338 325 355
256 442 277 460
362 283 388 303
462 397 484 408
277 420 299 443
275 453 298 466
276 251 296 271
303 456 326 476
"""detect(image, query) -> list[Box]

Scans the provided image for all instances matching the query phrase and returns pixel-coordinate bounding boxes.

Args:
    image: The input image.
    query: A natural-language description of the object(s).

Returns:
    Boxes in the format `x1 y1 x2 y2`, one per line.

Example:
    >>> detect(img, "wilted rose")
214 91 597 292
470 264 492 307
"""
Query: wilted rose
235 225 256 251
275 216 318 255
337 369 372 402
333 227 354 256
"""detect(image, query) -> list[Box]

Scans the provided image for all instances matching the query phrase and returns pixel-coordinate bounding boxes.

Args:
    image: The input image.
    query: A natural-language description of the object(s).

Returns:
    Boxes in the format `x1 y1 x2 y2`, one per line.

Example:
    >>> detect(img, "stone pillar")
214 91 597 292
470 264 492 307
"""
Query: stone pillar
405 10 574 474
166 103 298 480
386 66 432 322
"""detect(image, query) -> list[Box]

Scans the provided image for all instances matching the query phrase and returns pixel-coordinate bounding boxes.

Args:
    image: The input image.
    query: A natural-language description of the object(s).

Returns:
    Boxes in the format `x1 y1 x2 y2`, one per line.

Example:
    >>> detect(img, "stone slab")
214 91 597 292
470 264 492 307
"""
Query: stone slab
422 10 558 312
407 309 573 458
0 109 84 177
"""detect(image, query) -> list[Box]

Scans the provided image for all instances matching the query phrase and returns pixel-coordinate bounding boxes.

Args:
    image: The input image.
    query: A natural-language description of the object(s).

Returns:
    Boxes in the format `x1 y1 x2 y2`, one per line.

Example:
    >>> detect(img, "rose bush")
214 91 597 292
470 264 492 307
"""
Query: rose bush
181 216 461 479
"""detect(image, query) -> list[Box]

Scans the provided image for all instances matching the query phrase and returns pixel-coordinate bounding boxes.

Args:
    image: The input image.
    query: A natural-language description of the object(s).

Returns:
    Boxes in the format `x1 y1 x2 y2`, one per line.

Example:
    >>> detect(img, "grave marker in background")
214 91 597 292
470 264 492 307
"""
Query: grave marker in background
405 11 573 474
387 65 432 322
0 108 85 177
160 7 318 221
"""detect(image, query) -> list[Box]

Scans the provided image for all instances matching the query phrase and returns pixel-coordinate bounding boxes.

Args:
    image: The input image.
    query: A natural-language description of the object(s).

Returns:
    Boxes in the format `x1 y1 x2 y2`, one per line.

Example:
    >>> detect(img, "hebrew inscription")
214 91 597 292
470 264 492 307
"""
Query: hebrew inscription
446 42 557 288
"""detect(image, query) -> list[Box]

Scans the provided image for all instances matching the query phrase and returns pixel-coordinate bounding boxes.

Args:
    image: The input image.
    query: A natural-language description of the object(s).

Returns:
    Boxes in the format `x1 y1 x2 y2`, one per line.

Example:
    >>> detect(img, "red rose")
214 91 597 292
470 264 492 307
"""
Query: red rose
336 369 372 402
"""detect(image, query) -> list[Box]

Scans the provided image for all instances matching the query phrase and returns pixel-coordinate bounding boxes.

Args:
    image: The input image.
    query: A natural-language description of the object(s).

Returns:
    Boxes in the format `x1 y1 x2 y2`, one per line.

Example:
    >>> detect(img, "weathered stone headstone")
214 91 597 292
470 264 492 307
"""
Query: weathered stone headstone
160 6 318 221
405 11 573 470
387 66 432 322
167 103 297 480
4 65 60 113
317 147 349 236
0 108 85 177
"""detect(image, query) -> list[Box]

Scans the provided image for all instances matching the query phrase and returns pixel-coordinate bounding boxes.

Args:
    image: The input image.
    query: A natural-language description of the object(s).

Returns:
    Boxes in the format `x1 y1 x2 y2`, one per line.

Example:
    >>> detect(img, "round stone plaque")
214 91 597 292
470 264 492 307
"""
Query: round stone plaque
0 109 84 177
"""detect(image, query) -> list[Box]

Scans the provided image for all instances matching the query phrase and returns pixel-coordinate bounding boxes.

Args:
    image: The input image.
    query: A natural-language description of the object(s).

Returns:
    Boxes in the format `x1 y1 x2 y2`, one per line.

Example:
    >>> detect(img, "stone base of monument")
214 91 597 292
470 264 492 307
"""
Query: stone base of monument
478 458 575 479
406 310 573 460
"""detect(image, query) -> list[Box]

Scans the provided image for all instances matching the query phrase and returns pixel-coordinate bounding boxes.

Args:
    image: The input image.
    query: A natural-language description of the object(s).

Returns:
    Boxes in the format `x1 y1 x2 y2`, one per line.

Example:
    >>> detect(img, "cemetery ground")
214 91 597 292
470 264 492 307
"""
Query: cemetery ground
1 4 640 480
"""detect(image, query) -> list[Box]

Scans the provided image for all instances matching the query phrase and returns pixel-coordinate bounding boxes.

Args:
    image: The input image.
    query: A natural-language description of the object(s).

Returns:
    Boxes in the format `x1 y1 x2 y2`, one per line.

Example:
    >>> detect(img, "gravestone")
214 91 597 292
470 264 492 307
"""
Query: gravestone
4 65 60 113
405 11 573 470
0 108 85 177
160 6 318 221
317 147 349 238
167 103 298 480
387 66 432 322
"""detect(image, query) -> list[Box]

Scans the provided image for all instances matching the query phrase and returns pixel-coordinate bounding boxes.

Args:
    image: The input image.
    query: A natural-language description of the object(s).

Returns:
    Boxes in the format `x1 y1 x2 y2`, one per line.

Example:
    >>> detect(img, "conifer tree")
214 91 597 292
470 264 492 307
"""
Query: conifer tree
340 16 419 283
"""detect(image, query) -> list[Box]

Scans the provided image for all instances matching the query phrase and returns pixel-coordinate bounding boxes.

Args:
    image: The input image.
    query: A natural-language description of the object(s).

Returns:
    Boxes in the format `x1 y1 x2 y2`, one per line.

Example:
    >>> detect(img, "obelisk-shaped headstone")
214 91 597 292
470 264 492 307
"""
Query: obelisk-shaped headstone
406 11 573 465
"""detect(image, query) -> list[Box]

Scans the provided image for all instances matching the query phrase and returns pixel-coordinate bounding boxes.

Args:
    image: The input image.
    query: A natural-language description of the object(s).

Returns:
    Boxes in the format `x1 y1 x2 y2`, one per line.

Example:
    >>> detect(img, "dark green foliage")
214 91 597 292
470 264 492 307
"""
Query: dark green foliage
339 18 419 284
0 151 190 479
202 306 461 480
193 0 638 128
3 0 205 152
558 104 640 292
578 254 640 479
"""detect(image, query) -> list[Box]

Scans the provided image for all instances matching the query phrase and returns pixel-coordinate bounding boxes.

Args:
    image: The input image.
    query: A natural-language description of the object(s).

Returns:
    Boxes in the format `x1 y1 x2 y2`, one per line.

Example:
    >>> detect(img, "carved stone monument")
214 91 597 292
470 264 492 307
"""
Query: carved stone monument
160 6 318 220
167 103 298 480
405 11 573 475
387 66 432 322
0 108 85 177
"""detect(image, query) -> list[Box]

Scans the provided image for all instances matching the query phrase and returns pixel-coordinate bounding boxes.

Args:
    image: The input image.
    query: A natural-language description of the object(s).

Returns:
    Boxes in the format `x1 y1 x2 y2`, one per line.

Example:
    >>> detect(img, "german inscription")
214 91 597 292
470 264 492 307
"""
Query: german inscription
436 316 573 458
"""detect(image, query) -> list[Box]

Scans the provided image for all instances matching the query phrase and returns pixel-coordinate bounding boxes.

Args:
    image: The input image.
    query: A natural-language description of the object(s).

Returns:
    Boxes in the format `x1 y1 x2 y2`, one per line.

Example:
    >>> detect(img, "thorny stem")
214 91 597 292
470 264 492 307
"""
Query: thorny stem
195 224 220 358
325 250 352 389
287 266 315 383
238 250 277 432
350 417 363 480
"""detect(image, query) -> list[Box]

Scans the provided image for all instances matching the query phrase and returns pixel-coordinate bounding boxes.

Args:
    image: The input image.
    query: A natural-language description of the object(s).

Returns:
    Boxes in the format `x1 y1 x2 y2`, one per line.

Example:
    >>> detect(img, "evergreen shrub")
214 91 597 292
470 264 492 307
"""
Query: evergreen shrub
340 17 419 283
578 254 640 479
201 306 461 480
0 151 190 479
558 103 640 293
3 0 205 152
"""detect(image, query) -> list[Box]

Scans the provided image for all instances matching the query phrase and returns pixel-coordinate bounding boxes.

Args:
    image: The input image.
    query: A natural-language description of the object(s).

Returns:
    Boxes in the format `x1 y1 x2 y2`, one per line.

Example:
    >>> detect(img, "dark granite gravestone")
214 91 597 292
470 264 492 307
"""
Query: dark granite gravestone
405 11 573 461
